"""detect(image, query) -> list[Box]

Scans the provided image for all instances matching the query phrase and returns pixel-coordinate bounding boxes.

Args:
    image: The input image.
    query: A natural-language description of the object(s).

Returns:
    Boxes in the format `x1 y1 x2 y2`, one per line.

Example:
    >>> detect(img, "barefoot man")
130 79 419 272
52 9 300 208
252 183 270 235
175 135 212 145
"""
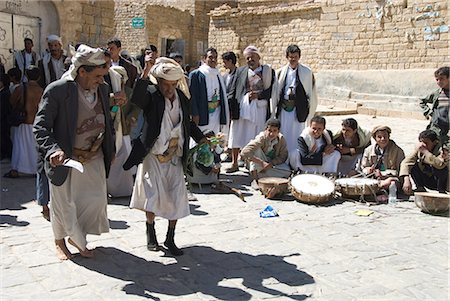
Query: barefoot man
33 45 115 260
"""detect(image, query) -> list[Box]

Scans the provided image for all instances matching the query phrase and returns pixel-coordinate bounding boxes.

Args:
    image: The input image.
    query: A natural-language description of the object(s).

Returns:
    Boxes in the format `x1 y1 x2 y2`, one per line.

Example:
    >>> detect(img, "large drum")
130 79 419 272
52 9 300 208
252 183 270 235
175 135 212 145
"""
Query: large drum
335 178 379 197
290 174 335 204
258 177 289 199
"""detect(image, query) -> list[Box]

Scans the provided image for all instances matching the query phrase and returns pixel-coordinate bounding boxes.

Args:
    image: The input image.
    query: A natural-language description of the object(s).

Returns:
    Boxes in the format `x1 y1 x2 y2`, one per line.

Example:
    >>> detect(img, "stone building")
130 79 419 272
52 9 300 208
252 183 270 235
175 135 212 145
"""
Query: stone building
0 0 115 71
208 0 449 117
114 0 237 65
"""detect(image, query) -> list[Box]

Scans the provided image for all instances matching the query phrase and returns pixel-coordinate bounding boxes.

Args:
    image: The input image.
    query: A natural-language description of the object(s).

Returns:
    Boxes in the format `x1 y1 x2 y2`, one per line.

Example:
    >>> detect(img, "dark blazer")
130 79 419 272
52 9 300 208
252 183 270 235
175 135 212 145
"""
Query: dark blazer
37 55 68 88
33 79 115 186
276 70 310 122
123 78 204 170
118 56 138 88
189 69 227 126
228 65 274 120
297 129 333 165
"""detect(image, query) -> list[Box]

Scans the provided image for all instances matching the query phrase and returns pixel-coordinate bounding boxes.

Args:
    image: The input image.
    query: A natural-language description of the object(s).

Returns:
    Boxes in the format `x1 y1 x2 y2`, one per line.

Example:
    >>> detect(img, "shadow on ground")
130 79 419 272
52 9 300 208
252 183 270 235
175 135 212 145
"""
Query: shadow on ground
0 214 30 227
73 246 314 300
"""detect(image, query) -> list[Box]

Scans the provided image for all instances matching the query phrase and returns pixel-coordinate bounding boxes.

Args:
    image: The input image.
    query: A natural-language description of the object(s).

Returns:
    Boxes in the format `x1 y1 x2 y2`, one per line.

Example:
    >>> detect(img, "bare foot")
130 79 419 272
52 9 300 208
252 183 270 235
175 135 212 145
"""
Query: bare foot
68 238 94 258
55 239 73 260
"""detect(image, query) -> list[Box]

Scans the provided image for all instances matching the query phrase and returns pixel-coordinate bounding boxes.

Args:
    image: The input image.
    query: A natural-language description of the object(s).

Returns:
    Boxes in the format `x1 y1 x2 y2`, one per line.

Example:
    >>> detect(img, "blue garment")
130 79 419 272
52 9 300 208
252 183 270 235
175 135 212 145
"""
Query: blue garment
189 69 227 126
36 169 49 206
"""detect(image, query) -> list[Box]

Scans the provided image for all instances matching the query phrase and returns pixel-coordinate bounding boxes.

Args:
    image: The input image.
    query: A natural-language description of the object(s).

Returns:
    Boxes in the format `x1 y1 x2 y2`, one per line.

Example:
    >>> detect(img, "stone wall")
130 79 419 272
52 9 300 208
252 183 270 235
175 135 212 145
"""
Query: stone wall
69 0 115 47
114 0 237 61
208 0 449 118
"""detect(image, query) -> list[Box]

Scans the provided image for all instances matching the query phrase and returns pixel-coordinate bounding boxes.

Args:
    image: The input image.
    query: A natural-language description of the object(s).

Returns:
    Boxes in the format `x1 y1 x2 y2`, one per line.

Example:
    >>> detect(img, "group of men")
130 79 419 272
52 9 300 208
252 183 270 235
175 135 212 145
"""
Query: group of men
3 33 448 260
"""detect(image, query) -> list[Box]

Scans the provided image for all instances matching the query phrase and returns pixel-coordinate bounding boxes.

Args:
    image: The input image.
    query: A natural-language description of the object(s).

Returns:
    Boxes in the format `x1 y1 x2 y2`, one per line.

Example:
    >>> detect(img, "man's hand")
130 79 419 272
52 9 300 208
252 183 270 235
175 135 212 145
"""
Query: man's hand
402 176 412 195
192 115 200 125
416 141 429 155
323 144 335 155
336 144 350 154
141 56 153 78
248 90 259 100
261 161 272 172
49 150 66 167
113 91 127 106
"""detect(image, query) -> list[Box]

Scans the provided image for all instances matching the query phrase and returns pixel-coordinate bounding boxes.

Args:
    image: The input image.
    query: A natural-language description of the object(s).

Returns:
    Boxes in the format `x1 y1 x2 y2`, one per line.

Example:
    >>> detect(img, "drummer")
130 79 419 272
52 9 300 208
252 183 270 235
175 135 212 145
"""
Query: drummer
333 118 371 176
400 130 449 194
360 125 405 189
289 115 341 174
240 118 290 189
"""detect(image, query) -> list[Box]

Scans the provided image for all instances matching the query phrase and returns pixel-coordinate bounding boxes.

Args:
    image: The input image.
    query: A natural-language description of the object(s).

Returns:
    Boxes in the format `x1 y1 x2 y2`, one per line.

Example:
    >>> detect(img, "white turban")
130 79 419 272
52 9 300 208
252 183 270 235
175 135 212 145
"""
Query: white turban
61 44 106 81
47 34 62 45
150 57 184 81
243 45 261 58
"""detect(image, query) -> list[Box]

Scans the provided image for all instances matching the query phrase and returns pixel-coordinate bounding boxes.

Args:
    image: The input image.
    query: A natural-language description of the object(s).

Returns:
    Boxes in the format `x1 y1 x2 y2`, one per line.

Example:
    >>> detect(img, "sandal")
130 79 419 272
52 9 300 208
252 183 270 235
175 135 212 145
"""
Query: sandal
3 170 19 178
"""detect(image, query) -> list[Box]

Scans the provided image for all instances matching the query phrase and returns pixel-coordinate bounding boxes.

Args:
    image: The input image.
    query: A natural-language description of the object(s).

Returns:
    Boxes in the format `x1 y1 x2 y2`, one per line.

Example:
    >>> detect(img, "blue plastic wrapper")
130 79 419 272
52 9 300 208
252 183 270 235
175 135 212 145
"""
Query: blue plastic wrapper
259 205 279 218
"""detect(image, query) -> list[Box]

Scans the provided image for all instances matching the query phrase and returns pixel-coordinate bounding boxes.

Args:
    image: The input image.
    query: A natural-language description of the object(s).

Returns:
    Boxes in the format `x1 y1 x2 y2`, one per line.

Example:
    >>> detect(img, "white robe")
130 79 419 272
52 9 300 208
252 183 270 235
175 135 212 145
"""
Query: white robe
130 94 189 220
276 64 318 153
10 124 38 174
50 156 109 250
229 65 275 149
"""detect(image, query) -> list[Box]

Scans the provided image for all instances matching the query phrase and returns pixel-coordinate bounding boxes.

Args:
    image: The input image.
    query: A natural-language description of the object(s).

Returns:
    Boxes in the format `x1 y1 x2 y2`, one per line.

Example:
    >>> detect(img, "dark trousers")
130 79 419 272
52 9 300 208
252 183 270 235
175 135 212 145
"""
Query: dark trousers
36 169 49 206
411 163 448 192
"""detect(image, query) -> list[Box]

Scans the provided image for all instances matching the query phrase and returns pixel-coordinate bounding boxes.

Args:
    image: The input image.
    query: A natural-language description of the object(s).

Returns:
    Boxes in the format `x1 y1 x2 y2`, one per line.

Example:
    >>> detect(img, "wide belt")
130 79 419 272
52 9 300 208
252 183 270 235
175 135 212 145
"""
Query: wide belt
156 137 179 163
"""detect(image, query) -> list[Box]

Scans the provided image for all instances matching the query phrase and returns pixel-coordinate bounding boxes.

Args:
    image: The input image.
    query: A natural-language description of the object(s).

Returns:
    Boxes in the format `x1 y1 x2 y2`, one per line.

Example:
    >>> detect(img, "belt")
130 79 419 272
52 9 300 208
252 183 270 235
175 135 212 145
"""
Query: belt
73 148 98 163
156 137 179 163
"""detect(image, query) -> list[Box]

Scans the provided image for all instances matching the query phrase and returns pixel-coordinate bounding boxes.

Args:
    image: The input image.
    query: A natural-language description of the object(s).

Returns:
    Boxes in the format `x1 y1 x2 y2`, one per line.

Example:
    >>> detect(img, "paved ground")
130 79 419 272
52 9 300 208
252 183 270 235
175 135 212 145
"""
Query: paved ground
1 113 449 301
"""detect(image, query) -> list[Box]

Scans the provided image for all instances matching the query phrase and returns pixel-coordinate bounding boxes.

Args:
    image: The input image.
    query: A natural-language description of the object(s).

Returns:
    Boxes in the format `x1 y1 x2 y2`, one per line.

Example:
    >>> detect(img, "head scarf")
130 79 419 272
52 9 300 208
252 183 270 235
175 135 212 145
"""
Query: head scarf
371 125 391 139
62 44 106 81
150 57 184 81
47 34 62 45
243 45 261 58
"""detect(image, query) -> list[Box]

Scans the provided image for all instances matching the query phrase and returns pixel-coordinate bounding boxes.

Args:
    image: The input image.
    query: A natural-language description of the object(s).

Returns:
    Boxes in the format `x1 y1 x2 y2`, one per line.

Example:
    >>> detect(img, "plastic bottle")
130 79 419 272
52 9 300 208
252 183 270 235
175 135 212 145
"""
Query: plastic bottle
388 181 397 204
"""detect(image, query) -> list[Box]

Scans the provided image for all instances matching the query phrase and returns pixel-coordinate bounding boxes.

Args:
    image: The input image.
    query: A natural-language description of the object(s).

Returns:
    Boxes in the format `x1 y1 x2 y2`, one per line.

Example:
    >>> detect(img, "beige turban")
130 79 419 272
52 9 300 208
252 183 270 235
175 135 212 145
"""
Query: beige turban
47 34 62 45
243 45 261 58
150 57 185 81
62 44 106 81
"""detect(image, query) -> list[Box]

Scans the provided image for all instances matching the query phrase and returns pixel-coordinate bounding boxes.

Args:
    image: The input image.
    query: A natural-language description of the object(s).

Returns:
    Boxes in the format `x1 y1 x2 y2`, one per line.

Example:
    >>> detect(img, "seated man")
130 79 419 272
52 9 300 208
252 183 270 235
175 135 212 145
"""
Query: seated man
400 130 449 194
289 116 341 174
240 118 290 188
333 118 371 176
360 125 405 189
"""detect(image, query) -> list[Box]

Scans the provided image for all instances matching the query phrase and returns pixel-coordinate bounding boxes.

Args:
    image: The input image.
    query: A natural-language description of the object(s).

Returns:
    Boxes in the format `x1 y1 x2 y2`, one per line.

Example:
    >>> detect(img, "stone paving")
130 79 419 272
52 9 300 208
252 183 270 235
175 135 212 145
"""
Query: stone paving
1 114 449 301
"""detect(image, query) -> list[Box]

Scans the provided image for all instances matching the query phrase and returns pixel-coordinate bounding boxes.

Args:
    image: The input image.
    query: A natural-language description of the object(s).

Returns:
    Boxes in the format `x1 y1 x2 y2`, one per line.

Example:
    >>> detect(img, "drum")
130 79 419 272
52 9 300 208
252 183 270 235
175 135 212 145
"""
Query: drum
335 178 379 197
258 177 289 199
290 174 335 204
414 192 450 214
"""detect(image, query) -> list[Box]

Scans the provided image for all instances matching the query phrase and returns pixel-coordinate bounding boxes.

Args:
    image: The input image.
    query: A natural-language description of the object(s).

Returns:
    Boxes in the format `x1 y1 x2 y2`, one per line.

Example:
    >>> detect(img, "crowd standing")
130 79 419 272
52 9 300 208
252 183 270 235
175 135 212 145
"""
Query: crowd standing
0 36 448 260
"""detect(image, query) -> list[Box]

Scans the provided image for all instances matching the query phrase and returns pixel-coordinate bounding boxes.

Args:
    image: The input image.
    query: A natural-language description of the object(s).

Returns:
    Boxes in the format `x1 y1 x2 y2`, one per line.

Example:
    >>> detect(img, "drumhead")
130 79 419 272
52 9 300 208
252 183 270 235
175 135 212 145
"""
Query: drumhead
258 177 289 185
335 178 379 186
291 174 334 195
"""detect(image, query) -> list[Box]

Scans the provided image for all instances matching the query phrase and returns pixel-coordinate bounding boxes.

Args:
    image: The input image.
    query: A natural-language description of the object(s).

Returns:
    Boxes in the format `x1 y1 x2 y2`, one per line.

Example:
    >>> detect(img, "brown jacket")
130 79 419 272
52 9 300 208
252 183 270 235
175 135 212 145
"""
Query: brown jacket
241 132 288 166
9 81 43 124
361 140 405 173
399 144 448 177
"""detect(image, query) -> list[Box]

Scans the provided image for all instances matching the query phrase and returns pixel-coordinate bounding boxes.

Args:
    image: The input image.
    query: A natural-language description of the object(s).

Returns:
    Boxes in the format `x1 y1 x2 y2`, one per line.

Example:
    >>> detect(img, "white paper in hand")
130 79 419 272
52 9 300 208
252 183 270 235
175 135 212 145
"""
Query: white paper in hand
63 159 84 173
